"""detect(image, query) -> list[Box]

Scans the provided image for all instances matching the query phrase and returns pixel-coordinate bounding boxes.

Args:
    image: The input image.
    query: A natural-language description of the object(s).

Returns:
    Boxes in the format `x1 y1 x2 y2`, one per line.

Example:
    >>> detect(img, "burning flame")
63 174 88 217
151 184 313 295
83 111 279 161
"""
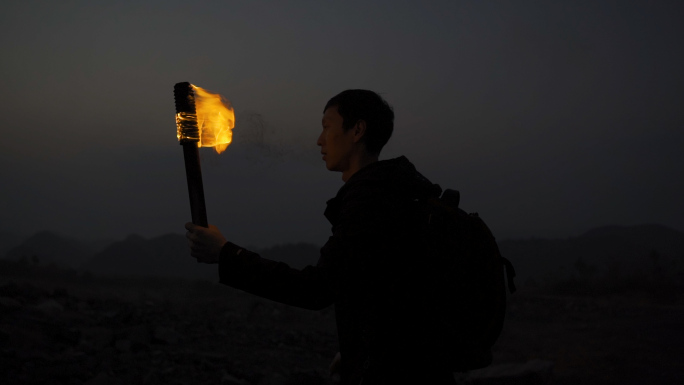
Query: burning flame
176 84 235 154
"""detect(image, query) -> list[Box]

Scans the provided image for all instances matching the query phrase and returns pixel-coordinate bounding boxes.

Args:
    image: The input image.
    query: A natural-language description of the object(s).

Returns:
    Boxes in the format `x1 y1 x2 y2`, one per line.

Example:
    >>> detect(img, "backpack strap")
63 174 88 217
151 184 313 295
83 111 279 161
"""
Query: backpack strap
501 257 517 294
441 189 460 207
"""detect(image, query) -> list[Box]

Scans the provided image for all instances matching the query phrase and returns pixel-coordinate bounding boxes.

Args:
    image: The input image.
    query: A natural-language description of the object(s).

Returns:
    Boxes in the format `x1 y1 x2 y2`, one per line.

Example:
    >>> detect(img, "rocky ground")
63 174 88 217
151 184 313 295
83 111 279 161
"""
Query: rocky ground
489 281 684 385
1 261 683 384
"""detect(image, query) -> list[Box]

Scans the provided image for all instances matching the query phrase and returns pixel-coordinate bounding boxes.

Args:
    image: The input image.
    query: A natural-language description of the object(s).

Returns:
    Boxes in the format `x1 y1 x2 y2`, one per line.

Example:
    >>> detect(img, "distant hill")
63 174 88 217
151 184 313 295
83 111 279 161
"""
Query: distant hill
498 224 684 285
83 234 321 279
0 231 27 257
5 231 94 268
83 233 217 280
6 224 683 285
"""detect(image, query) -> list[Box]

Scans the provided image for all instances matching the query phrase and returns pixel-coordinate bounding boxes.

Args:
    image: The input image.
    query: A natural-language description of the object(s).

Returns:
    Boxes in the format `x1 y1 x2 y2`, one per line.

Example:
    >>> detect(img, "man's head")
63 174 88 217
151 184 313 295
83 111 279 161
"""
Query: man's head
323 89 394 156
318 90 394 181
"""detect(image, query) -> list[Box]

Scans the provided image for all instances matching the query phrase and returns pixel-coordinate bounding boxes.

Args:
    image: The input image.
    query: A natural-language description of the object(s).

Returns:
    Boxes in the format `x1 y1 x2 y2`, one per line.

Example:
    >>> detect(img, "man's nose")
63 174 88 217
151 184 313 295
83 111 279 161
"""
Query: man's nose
317 132 324 147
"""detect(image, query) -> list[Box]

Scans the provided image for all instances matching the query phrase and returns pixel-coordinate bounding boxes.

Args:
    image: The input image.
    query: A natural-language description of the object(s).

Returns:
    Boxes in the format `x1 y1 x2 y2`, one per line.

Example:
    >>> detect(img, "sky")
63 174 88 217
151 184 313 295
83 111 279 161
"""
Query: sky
0 0 682 247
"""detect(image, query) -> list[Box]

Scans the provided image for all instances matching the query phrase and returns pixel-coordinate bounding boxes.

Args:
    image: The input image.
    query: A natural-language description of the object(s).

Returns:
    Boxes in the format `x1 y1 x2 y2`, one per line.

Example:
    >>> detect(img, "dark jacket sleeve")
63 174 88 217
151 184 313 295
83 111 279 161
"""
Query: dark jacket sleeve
218 241 337 311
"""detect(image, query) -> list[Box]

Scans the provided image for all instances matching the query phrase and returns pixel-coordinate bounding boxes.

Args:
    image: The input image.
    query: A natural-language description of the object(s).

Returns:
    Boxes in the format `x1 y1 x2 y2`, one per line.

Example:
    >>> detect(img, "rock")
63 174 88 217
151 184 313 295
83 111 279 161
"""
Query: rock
76 300 90 312
126 324 151 342
102 309 120 319
96 347 117 372
259 372 286 385
125 324 151 352
32 299 64 314
152 326 180 345
221 370 251 385
114 339 131 352
80 327 114 350
84 372 124 385
53 287 69 298
0 282 49 301
467 359 554 385
46 325 81 346
0 296 22 310
283 370 327 385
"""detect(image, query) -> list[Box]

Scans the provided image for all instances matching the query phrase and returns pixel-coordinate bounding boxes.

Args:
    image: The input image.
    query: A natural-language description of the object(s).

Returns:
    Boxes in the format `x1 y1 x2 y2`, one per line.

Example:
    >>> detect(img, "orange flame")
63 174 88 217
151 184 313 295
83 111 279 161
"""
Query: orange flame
177 84 235 154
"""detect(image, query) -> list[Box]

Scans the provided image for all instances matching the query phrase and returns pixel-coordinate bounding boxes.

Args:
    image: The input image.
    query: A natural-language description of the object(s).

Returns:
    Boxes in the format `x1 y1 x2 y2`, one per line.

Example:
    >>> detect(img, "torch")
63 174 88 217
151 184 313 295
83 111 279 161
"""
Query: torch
174 82 234 227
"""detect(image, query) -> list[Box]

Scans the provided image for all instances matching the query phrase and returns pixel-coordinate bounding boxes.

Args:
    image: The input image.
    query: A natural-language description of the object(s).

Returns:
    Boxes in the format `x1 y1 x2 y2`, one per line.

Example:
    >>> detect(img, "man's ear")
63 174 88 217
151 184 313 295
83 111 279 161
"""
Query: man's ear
352 120 367 143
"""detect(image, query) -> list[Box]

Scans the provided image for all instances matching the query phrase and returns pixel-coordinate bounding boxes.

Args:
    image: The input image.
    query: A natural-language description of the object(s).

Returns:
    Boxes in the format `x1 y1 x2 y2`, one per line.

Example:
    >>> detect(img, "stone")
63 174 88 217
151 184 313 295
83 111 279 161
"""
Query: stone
467 359 554 385
152 326 180 345
114 339 131 352
80 327 114 350
221 370 251 385
123 324 151 352
32 299 64 314
0 296 22 310
84 372 124 385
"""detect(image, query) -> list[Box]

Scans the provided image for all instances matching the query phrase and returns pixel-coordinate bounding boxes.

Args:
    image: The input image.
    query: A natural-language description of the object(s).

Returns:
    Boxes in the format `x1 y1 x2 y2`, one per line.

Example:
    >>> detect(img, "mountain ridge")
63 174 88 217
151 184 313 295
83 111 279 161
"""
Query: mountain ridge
4 224 683 282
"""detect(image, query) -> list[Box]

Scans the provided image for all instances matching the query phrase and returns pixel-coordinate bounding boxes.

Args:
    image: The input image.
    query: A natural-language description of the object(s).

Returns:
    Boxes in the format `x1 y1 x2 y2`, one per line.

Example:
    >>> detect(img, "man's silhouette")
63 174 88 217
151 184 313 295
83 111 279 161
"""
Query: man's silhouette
186 90 455 384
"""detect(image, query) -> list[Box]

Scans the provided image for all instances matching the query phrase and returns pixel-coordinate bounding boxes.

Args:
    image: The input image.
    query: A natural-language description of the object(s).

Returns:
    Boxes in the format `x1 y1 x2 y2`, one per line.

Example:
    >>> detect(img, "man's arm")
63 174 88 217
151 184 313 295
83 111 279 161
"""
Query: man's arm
218 242 336 310
186 222 336 310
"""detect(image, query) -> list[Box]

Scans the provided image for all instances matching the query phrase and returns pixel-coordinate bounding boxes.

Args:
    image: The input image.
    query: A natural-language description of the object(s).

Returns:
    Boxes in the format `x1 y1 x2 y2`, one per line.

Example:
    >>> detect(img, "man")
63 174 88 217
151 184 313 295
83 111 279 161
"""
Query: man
186 90 455 384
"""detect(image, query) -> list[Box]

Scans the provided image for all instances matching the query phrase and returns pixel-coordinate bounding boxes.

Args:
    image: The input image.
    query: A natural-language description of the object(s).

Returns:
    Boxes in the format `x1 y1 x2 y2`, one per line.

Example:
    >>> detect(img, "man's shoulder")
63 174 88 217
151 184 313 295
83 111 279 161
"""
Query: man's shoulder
343 156 439 200
334 157 411 202
325 156 440 225
324 179 393 226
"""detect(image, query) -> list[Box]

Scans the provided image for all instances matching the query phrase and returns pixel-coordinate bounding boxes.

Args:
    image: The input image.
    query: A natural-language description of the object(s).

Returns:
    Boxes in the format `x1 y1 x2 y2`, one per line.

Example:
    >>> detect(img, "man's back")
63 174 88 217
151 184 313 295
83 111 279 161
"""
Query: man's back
307 156 446 383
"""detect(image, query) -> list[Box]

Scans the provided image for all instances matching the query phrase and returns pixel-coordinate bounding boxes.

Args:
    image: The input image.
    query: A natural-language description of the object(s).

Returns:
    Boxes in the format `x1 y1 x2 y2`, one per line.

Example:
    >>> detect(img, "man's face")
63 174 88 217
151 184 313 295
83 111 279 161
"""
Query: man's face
317 106 356 173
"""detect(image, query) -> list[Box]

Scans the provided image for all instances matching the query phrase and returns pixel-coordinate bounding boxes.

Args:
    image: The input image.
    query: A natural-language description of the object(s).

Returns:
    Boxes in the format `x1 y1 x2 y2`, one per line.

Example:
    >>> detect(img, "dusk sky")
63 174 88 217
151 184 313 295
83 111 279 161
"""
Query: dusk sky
1 1 682 248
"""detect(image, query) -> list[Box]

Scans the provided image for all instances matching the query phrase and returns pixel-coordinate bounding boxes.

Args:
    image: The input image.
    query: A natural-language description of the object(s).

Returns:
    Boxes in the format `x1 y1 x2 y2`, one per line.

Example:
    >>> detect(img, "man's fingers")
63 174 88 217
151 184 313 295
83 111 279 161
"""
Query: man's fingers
184 222 224 264
186 229 204 242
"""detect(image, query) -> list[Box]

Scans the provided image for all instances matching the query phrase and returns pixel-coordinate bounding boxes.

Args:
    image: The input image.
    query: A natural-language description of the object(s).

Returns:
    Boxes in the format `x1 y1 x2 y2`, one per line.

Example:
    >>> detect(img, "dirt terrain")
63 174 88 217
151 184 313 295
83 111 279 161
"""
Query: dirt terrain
1 262 682 385
494 284 684 384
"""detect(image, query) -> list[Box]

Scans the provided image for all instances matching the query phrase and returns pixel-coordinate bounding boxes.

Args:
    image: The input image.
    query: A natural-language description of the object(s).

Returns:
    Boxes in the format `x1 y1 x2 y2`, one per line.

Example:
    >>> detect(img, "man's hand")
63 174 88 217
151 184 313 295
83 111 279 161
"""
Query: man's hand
185 223 227 264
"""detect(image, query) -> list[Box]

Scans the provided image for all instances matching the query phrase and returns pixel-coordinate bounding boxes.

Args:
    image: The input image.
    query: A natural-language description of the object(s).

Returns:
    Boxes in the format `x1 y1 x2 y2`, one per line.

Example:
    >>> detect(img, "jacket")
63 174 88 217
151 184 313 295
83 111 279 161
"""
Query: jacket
218 156 453 384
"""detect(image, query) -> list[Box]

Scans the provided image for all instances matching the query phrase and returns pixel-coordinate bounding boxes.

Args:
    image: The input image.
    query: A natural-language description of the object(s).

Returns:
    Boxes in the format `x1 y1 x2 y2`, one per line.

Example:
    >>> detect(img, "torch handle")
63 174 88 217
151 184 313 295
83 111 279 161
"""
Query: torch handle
182 142 208 227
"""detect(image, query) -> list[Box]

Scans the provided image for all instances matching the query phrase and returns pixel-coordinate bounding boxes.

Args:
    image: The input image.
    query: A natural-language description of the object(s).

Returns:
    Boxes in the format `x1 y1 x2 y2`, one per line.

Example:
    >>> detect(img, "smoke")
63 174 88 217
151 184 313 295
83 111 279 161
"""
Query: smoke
234 111 285 161
200 110 319 169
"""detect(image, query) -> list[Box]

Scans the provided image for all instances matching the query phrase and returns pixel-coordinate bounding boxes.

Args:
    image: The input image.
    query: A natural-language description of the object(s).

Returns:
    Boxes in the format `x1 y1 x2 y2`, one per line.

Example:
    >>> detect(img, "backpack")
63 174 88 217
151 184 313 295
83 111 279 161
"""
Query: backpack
412 188 517 372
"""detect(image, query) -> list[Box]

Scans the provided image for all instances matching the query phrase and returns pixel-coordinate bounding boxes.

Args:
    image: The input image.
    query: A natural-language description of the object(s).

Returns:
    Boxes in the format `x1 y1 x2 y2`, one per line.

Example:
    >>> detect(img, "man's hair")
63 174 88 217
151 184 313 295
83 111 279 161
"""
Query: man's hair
324 89 394 155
